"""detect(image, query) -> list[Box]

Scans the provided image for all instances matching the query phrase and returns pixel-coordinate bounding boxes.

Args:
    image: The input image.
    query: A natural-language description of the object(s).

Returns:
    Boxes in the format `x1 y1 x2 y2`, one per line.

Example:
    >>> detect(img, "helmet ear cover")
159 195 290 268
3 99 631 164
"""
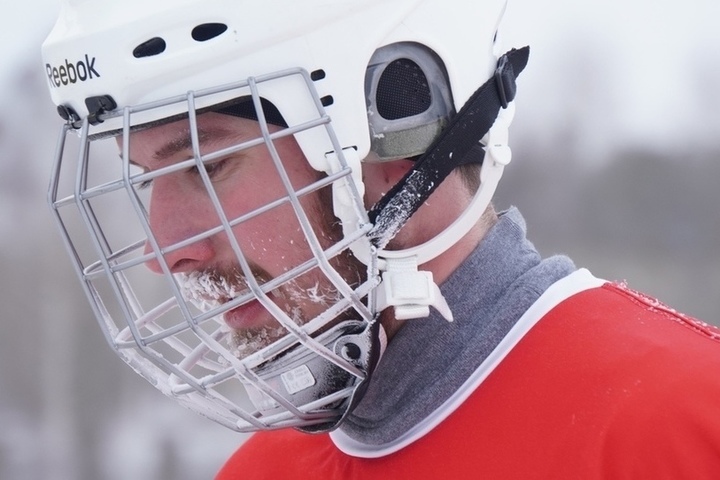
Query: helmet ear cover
368 46 530 250
364 42 455 162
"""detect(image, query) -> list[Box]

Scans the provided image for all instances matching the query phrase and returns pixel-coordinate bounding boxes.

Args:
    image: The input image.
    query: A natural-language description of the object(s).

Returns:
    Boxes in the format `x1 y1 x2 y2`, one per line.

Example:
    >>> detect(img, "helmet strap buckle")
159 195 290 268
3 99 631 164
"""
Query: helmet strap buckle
375 256 453 322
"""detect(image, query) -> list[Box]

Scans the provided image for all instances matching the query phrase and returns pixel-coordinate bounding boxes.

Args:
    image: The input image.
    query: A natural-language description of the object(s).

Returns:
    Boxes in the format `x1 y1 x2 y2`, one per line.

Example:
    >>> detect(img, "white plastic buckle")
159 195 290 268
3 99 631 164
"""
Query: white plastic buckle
326 147 374 266
376 256 453 322
482 101 515 170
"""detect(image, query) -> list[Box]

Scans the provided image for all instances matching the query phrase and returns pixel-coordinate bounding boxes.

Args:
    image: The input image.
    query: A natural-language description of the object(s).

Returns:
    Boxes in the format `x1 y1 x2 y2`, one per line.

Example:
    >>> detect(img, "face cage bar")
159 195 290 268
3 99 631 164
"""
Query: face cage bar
47 68 382 432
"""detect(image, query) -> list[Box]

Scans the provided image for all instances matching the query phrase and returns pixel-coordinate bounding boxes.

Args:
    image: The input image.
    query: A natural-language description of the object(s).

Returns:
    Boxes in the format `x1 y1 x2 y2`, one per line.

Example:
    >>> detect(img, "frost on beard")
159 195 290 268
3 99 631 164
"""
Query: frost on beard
176 271 344 359
177 269 247 311
229 326 286 358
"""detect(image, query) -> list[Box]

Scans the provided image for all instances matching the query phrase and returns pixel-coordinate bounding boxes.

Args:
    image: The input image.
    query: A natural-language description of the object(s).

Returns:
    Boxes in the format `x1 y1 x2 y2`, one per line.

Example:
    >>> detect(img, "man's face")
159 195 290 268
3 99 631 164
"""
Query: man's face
122 112 364 358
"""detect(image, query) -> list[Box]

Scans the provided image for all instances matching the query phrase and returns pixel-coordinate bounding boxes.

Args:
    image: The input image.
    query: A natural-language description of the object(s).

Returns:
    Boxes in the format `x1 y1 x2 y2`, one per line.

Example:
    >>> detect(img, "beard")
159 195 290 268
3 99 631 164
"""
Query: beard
176 192 367 359
177 259 361 358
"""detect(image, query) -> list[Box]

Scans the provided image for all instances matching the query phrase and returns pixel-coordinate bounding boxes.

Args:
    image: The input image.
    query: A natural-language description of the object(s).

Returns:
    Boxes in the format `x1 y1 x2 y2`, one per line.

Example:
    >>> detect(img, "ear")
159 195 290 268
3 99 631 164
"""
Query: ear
361 158 415 207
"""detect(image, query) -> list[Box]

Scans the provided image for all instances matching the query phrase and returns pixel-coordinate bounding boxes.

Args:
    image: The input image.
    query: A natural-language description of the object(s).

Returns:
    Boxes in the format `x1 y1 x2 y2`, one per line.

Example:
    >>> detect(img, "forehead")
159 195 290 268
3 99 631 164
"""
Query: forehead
123 112 265 165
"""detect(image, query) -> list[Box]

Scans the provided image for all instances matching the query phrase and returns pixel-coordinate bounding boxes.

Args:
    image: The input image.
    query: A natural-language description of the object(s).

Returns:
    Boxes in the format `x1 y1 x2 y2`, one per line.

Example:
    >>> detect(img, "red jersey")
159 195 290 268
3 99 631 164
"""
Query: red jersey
217 277 720 479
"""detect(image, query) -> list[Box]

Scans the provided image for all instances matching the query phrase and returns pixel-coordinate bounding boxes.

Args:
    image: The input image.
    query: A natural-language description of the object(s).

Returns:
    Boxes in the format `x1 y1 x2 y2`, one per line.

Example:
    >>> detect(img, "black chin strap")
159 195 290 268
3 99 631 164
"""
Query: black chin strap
366 46 530 249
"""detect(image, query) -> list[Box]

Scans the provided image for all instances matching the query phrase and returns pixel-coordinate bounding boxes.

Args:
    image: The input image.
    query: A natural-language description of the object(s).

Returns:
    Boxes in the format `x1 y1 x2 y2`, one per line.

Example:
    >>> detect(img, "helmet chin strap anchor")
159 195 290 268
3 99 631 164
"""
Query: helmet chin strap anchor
376 256 454 321
368 46 530 322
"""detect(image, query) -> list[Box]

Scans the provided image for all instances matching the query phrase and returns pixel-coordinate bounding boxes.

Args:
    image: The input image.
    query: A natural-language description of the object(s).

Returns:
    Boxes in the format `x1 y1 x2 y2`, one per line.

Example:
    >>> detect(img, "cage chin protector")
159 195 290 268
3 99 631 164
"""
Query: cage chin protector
49 71 387 433
43 0 522 433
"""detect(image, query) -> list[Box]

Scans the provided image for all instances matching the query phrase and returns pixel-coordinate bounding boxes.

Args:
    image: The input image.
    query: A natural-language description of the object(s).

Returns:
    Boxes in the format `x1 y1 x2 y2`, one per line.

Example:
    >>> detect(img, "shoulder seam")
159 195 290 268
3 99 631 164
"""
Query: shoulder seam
602 282 720 343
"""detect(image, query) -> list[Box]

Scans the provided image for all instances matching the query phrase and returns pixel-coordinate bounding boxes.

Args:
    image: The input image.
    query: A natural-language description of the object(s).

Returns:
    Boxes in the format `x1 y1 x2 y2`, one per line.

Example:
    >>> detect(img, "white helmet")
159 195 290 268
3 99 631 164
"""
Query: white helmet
43 0 527 432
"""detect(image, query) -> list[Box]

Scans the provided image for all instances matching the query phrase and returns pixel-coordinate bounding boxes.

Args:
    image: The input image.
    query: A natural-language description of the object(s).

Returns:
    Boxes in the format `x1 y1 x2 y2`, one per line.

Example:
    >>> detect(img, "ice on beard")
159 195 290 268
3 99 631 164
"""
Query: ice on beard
230 325 287 358
177 270 247 311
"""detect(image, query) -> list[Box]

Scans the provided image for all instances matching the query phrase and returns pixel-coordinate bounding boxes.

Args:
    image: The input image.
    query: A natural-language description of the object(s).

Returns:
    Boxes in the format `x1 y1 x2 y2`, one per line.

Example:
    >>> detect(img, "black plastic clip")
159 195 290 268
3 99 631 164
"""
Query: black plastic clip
84 95 117 125
57 105 80 124
494 54 517 109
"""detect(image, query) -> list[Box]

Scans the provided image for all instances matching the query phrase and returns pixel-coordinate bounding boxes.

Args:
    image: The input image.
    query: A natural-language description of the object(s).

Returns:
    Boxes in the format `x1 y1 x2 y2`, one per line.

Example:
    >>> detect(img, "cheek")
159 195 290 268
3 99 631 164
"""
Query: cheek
224 200 312 273
213 142 327 271
361 159 415 207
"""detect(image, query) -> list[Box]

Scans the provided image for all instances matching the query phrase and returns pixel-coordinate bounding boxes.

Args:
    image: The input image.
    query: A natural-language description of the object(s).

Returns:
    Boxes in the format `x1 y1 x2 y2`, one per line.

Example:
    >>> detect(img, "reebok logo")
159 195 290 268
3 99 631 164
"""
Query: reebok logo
46 54 100 88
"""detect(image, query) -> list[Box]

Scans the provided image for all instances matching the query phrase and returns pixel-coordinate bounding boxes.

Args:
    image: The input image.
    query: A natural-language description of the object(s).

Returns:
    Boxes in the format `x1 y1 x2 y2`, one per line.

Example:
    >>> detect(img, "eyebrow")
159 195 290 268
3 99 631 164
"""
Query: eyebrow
124 125 238 168
153 126 235 161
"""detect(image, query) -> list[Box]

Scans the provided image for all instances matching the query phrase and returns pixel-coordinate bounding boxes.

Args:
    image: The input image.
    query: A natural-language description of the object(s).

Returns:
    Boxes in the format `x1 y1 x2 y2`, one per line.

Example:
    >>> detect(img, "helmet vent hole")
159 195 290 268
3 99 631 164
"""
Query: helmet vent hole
192 23 229 42
320 95 334 107
376 58 431 120
133 37 167 58
311 69 326 81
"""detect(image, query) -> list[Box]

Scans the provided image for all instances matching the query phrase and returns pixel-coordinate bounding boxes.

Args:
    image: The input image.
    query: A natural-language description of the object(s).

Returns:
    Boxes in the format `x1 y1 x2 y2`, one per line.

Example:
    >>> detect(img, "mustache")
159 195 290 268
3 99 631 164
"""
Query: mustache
177 265 270 311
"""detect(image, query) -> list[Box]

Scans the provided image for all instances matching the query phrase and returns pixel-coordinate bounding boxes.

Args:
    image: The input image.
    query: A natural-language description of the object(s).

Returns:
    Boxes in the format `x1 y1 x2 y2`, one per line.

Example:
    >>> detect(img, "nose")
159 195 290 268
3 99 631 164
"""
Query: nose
143 178 216 274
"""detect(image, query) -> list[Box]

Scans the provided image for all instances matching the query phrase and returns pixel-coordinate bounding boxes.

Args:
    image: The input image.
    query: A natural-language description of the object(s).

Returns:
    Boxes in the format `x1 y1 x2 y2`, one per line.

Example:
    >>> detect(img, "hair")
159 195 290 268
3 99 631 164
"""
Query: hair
405 153 482 195
457 163 482 193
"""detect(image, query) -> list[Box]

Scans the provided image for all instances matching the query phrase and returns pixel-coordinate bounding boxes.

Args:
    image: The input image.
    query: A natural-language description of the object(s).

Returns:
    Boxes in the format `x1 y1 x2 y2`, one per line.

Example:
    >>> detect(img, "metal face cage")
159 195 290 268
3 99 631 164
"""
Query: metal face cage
47 68 383 432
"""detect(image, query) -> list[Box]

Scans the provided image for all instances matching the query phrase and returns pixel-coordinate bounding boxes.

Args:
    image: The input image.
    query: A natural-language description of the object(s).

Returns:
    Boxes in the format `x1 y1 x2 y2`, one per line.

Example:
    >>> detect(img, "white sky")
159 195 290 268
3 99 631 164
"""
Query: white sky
2 0 59 75
3 0 720 155
502 0 720 157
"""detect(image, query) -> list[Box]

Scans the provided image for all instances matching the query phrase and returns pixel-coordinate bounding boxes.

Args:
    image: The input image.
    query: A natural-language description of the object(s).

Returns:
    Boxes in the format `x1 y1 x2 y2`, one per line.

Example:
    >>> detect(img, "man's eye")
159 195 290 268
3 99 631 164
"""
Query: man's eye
137 179 153 190
192 158 230 179
130 165 153 190
205 159 229 177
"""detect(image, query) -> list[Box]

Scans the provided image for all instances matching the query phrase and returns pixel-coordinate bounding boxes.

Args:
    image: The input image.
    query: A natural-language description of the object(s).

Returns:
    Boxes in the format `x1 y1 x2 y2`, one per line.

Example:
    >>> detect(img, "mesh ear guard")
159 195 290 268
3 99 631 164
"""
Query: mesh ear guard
375 59 433 120
368 46 530 250
365 43 455 161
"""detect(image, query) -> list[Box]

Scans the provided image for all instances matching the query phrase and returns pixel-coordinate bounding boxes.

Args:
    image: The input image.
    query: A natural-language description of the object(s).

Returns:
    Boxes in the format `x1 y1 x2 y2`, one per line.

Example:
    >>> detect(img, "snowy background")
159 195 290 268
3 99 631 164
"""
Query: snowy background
1 0 719 478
